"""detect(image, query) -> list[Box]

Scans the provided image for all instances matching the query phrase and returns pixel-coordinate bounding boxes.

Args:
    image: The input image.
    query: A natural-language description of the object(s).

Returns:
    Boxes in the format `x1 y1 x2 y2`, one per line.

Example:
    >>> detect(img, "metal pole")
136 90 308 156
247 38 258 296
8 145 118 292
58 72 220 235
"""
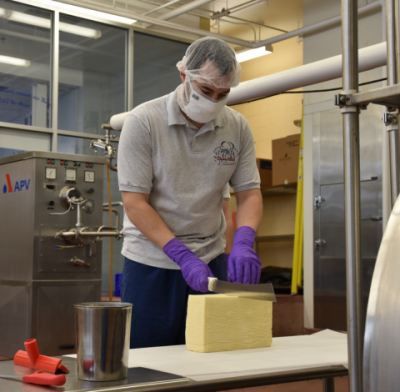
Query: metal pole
386 0 400 207
341 0 363 392
51 10 60 152
323 378 335 392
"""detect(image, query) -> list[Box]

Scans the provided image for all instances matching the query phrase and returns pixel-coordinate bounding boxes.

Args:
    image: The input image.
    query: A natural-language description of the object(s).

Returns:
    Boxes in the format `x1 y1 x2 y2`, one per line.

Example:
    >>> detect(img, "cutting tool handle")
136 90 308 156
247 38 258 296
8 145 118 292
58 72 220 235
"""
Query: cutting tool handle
22 371 66 386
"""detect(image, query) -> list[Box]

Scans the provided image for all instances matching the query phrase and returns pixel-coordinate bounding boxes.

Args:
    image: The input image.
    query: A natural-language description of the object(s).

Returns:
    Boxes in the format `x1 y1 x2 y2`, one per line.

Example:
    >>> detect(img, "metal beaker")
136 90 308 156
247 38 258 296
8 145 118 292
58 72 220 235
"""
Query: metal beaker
75 302 132 381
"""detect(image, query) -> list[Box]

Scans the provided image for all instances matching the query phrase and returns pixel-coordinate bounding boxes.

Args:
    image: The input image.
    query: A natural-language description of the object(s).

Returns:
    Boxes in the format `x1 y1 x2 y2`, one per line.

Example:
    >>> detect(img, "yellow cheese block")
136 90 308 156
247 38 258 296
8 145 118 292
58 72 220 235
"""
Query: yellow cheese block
185 294 273 353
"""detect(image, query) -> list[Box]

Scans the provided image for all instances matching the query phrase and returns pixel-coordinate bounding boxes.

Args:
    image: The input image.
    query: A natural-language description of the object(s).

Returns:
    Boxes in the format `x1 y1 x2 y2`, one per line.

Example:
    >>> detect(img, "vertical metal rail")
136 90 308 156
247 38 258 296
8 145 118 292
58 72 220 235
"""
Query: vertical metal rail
127 28 134 111
341 0 363 391
323 377 335 392
51 10 60 152
386 0 400 207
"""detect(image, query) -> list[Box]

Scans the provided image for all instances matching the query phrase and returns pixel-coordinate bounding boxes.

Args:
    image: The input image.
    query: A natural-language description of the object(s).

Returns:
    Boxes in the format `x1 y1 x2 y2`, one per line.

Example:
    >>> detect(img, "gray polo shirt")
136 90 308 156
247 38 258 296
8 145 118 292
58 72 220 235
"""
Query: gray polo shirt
118 86 260 270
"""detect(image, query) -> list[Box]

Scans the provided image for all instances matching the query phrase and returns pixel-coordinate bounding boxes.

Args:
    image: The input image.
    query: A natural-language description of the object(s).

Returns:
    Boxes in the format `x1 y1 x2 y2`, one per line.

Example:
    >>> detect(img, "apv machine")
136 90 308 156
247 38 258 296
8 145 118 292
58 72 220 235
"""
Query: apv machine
0 151 122 358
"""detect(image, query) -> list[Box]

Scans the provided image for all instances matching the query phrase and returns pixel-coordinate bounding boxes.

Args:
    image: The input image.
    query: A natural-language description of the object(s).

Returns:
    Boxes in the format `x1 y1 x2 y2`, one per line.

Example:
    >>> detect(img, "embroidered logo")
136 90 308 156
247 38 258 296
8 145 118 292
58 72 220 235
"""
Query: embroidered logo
214 141 238 165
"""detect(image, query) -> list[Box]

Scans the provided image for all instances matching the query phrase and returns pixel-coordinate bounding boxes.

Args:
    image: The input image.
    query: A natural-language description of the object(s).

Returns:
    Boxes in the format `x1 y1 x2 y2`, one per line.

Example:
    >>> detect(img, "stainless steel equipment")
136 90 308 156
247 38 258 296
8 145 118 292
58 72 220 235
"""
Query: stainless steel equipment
313 106 383 331
364 195 400 392
0 151 120 358
75 302 132 381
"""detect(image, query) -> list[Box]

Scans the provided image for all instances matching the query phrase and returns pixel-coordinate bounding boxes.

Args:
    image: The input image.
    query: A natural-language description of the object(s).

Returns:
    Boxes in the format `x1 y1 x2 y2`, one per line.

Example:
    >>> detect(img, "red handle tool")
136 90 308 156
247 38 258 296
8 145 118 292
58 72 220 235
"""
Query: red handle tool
14 339 69 373
0 371 66 386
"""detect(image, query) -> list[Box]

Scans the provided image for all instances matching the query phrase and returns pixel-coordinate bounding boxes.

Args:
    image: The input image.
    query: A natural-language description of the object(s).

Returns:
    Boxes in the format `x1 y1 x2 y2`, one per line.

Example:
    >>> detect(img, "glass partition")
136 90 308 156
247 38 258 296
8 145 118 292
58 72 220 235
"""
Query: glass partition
133 32 188 107
58 14 127 134
0 0 52 127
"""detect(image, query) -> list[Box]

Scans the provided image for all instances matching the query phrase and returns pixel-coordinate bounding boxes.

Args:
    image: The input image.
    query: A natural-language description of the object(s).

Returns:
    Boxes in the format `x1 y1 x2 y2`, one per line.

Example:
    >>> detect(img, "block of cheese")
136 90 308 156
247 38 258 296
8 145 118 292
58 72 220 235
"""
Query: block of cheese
186 294 272 353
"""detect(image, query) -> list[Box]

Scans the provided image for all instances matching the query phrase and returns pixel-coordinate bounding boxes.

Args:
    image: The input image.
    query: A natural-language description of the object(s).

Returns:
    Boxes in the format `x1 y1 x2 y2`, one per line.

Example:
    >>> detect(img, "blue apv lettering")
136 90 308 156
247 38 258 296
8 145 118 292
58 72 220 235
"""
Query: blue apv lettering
14 181 20 191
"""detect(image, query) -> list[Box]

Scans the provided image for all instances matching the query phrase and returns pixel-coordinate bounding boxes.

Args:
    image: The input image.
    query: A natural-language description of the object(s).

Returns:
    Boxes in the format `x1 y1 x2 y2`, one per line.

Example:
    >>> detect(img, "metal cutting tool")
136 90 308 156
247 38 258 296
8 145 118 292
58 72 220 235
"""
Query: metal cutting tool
208 278 276 302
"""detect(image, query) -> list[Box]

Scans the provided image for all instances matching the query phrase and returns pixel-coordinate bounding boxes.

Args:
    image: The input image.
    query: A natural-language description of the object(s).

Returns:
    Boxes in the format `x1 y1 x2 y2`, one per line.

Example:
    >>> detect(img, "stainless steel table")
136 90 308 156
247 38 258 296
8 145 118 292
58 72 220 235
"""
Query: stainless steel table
0 356 347 392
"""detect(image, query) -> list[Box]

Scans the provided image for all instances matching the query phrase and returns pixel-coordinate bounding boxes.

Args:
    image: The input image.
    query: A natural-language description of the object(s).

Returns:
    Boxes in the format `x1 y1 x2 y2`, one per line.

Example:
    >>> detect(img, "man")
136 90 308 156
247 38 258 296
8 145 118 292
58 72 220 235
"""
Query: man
118 37 263 349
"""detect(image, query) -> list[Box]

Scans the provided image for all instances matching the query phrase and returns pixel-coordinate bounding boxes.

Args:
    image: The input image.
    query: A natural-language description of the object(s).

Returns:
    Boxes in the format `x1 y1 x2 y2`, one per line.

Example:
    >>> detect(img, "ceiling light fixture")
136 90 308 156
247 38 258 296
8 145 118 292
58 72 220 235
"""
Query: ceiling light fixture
0 55 30 67
4 10 102 38
236 45 273 63
37 0 137 25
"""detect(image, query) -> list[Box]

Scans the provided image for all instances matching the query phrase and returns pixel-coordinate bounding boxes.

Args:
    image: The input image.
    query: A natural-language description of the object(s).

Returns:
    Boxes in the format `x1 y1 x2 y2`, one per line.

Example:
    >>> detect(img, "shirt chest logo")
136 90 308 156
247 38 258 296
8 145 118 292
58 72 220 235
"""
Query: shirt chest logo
214 141 238 165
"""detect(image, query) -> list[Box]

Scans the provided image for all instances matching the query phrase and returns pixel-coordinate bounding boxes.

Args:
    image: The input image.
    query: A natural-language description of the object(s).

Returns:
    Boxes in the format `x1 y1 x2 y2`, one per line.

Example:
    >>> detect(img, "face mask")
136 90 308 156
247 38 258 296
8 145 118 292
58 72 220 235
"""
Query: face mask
177 79 229 124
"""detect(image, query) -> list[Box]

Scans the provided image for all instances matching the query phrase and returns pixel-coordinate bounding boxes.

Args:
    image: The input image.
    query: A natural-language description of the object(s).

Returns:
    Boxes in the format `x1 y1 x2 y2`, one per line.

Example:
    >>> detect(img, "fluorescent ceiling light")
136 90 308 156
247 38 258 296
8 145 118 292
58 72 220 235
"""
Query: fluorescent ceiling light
236 45 273 63
0 55 30 67
5 10 102 38
37 0 137 25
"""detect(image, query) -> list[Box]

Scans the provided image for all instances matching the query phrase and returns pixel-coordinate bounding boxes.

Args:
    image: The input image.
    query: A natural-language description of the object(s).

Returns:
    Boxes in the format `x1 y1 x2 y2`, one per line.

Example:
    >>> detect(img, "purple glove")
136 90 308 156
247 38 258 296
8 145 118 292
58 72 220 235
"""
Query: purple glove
163 238 214 292
228 226 261 284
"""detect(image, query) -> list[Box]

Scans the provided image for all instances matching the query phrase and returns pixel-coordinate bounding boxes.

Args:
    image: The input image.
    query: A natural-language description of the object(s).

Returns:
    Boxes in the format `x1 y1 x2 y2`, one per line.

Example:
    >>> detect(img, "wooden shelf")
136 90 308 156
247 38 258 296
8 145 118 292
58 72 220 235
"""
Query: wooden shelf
255 234 295 243
230 185 297 198
261 185 297 198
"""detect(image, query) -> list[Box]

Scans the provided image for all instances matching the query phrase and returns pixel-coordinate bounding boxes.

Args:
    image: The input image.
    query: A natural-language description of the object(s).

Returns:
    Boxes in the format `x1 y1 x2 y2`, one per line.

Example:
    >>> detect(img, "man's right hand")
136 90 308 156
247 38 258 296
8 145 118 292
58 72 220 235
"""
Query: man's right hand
163 238 214 292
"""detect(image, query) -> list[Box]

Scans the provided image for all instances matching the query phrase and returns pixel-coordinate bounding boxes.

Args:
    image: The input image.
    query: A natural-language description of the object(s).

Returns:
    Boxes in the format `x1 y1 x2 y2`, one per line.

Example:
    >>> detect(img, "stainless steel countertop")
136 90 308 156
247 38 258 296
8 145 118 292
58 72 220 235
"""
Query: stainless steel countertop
0 357 189 391
0 356 347 392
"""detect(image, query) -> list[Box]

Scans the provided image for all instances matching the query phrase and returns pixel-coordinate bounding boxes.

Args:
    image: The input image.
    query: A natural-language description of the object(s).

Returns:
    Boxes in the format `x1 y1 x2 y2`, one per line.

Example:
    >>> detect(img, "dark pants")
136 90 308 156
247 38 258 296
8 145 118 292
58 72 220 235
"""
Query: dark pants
121 254 227 349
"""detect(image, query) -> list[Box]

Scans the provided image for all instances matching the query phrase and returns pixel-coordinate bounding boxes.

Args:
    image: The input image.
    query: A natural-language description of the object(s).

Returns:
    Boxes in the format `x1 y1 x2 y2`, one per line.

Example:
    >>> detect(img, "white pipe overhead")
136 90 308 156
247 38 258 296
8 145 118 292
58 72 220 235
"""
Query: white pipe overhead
109 42 387 130
227 42 387 105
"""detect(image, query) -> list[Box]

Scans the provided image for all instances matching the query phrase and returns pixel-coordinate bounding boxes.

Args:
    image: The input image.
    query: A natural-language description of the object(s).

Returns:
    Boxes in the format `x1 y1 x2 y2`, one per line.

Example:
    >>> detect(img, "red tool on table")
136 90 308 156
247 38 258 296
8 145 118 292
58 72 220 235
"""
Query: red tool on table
0 371 66 386
14 338 69 373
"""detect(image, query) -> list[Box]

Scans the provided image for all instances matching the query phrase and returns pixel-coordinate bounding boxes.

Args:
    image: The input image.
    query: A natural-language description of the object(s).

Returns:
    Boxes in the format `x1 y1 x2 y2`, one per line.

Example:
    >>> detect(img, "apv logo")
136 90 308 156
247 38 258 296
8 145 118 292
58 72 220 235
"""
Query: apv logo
3 174 31 194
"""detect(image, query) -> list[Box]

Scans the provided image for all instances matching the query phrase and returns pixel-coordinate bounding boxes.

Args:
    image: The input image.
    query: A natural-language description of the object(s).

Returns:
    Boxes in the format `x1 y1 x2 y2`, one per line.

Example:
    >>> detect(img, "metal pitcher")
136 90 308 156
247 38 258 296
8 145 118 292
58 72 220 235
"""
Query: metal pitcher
75 302 132 381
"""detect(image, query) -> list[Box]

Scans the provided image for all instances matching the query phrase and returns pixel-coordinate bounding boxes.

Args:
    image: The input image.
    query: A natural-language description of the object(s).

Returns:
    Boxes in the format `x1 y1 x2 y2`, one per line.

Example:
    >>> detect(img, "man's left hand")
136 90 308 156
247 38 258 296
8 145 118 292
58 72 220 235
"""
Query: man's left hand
227 226 261 284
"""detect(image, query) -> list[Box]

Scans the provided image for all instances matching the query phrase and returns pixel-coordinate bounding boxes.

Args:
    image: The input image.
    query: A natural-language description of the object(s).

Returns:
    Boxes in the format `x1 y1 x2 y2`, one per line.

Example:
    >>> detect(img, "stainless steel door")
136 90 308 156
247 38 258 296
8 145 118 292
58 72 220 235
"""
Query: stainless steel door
313 106 382 330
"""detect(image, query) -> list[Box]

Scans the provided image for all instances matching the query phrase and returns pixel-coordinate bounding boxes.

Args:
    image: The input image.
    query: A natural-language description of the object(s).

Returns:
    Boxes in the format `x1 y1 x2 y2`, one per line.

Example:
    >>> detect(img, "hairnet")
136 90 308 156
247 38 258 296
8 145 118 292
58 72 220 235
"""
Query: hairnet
176 37 241 89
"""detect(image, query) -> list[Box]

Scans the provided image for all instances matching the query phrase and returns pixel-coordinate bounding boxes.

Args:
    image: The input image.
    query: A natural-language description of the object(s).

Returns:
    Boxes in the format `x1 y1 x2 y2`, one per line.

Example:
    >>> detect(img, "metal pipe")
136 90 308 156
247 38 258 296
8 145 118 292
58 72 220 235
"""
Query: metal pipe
107 156 118 171
396 0 400 79
76 203 83 228
386 0 400 207
228 0 259 12
60 231 122 237
387 0 397 85
102 207 120 230
251 1 382 47
228 0 267 15
143 0 182 16
57 0 381 49
388 129 400 205
323 378 335 392
57 0 250 46
225 16 287 33
158 0 215 21
103 202 124 207
341 0 363 391
51 10 60 151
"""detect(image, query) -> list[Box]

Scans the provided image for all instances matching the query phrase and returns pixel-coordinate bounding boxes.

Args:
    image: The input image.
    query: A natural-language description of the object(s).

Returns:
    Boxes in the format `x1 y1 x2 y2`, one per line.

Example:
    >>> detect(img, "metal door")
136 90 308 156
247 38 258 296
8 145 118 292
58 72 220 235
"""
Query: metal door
313 105 382 330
